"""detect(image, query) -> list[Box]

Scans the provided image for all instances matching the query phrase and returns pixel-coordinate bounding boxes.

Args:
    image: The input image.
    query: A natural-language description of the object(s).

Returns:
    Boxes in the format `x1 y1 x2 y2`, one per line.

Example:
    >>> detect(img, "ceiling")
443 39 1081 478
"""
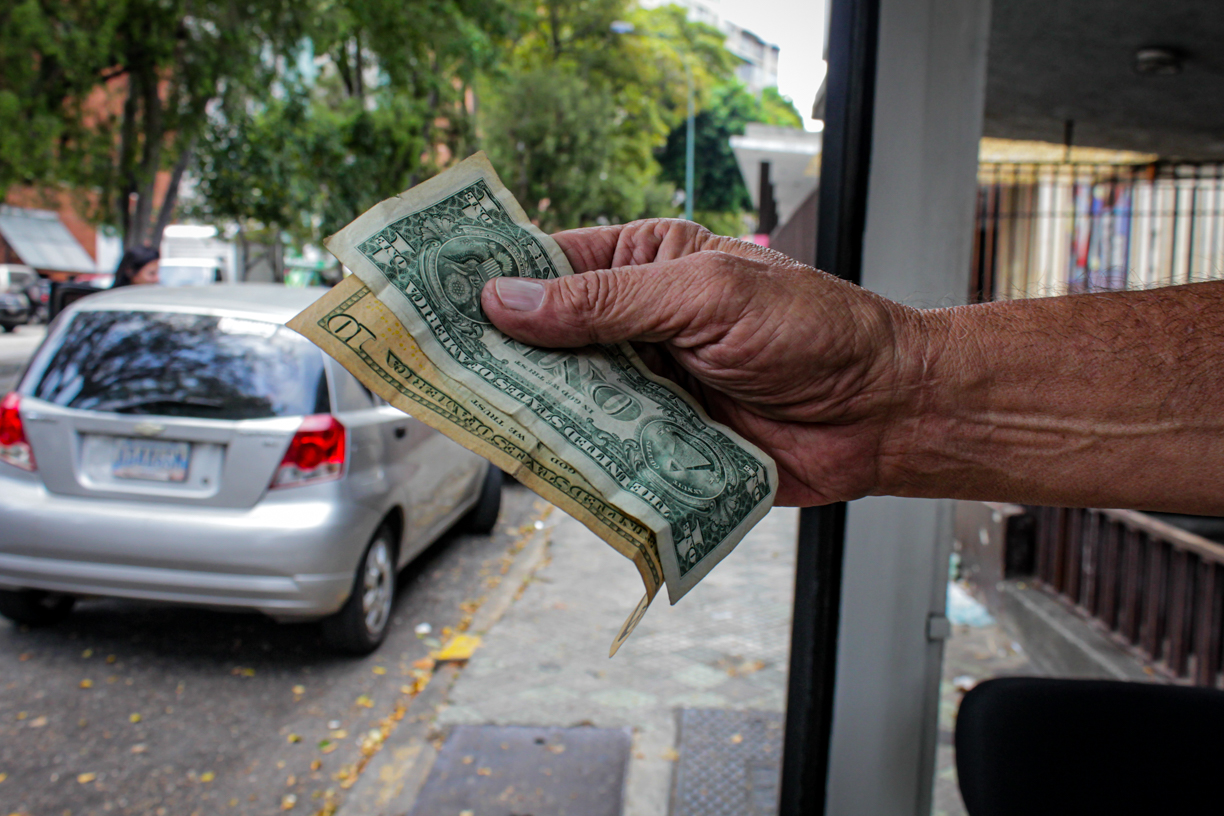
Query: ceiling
983 0 1224 160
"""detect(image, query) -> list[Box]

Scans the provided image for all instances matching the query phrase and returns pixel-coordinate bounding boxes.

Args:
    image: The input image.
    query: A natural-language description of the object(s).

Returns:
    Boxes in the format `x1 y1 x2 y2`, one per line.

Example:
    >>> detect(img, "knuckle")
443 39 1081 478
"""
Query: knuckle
694 250 743 284
556 272 622 340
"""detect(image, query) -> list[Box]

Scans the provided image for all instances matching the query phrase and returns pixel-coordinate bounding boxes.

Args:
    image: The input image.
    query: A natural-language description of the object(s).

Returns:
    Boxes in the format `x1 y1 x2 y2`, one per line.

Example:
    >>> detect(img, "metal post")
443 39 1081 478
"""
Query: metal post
685 60 695 221
778 0 879 812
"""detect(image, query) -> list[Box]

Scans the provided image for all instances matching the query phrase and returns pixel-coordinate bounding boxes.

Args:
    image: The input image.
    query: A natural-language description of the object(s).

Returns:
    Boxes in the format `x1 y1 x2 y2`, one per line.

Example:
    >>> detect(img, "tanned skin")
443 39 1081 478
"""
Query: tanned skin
480 218 1224 515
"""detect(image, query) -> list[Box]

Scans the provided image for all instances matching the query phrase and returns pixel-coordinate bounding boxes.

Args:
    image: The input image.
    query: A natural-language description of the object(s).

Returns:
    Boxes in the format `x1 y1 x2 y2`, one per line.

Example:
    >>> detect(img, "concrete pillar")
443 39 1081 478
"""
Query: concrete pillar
824 0 991 814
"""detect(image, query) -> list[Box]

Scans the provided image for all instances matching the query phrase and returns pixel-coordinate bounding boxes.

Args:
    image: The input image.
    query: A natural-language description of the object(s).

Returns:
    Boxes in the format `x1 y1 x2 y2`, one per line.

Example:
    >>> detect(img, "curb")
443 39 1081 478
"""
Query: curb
335 523 554 816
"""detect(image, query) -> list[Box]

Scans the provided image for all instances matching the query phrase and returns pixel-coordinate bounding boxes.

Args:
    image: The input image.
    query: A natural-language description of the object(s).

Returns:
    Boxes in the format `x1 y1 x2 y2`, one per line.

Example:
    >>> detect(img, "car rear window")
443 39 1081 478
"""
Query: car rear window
30 309 328 419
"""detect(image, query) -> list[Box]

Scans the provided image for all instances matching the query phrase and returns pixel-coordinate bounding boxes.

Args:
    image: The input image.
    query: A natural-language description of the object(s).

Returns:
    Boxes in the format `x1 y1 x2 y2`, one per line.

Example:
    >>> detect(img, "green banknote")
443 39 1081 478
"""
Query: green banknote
324 152 777 604
288 276 660 654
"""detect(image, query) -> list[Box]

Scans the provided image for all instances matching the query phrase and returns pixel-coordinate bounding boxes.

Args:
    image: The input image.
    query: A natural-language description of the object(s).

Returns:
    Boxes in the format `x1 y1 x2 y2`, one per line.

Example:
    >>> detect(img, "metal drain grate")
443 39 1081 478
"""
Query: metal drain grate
408 724 631 816
671 708 784 816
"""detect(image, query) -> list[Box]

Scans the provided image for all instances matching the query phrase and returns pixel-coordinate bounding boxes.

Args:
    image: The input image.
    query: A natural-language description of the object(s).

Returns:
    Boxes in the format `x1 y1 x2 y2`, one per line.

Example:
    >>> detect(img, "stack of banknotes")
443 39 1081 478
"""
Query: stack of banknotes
288 153 777 654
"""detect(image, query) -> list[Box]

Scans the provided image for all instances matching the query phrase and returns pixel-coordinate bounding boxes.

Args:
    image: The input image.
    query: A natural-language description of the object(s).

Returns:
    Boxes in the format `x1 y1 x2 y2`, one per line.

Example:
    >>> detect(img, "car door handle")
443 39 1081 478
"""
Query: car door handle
394 426 407 439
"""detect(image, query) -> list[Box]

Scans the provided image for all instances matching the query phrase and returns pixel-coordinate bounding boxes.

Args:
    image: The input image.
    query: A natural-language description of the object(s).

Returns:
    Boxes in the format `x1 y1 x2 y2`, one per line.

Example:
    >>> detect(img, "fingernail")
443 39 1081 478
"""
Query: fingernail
495 277 546 311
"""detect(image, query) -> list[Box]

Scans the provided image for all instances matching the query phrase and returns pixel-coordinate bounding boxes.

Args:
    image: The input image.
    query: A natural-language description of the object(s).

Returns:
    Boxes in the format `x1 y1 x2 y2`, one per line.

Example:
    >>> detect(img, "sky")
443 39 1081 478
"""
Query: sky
695 0 828 131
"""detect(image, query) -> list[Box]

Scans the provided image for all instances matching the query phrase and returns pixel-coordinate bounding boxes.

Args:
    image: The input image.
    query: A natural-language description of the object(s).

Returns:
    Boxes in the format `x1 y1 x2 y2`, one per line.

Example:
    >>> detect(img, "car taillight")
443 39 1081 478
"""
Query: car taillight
271 414 346 489
0 392 35 471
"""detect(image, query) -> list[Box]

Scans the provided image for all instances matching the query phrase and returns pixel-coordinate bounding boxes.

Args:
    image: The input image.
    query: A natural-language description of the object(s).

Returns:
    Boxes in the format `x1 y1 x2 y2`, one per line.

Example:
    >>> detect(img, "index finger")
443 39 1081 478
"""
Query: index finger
552 219 787 274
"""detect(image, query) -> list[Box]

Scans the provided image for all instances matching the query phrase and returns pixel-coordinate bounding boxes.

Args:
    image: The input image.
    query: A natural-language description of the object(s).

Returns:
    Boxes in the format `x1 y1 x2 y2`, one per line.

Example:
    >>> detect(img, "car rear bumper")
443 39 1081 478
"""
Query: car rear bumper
0 475 377 619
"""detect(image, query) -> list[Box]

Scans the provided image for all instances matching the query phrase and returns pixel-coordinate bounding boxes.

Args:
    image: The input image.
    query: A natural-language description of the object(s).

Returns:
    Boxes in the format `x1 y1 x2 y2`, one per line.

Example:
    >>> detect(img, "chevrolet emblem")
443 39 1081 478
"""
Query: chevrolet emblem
132 421 166 437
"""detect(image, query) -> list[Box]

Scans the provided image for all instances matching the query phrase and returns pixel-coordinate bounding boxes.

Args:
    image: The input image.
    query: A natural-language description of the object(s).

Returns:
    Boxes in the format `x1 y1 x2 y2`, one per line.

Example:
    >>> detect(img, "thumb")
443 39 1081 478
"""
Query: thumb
480 258 710 348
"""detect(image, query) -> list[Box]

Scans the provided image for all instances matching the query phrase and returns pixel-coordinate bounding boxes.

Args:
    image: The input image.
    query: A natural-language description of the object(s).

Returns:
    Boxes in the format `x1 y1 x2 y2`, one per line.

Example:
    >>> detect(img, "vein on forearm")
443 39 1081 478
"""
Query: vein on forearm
892 280 1224 513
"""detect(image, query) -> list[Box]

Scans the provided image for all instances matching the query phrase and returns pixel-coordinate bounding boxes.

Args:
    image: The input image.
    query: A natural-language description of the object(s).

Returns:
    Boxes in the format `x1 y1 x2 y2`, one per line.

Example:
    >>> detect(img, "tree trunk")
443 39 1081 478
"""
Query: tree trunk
128 65 165 248
149 136 196 247
237 224 249 282
116 72 141 245
354 31 365 100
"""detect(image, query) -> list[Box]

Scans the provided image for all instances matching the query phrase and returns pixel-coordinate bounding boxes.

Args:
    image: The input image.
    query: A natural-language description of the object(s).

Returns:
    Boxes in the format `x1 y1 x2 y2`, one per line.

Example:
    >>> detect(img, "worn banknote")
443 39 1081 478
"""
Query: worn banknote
288 276 660 654
297 152 776 646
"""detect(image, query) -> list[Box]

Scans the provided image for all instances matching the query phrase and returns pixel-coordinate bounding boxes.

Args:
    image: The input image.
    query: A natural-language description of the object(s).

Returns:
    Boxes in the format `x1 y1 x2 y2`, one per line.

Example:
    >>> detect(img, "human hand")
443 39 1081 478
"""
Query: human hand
480 218 928 506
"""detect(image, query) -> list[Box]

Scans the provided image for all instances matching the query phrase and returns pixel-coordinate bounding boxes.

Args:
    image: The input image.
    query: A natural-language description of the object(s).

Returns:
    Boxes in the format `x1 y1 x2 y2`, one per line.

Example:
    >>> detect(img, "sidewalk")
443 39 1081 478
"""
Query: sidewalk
349 504 1042 816
415 505 798 815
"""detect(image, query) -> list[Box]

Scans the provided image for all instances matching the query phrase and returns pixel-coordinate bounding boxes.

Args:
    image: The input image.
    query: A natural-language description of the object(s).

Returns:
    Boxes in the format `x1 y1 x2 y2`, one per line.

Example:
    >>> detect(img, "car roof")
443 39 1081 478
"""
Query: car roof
71 283 330 324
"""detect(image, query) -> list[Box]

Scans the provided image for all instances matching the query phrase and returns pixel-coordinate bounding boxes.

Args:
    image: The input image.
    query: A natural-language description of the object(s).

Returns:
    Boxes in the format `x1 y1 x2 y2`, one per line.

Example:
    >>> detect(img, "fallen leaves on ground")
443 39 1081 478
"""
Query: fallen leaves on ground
288 733 302 743
79 679 93 689
129 713 142 723
717 657 767 677
318 740 338 755
200 771 216 782
354 695 373 709
280 793 297 810
433 634 481 662
292 685 306 695
28 716 47 729
232 667 256 677
372 666 386 675
77 772 96 784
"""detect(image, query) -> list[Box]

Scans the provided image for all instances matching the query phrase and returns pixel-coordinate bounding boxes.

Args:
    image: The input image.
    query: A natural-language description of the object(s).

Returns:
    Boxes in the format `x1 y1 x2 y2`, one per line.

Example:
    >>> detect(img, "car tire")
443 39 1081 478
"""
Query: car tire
461 466 502 535
322 525 397 655
0 589 76 627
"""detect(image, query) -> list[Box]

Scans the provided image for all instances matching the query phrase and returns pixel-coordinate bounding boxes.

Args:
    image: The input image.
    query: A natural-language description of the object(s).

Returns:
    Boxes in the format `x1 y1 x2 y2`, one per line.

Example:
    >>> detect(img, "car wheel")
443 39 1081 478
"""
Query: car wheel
322 525 397 655
461 466 502 535
0 589 76 626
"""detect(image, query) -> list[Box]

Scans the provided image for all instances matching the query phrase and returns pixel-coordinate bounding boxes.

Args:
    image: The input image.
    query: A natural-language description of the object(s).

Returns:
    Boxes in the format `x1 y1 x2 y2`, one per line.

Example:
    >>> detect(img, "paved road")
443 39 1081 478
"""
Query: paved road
0 484 546 816
0 323 45 393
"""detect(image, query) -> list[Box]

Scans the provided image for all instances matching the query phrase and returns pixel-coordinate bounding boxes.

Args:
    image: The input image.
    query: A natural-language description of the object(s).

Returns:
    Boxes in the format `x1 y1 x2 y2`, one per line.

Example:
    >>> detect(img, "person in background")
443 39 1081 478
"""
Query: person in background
110 246 160 288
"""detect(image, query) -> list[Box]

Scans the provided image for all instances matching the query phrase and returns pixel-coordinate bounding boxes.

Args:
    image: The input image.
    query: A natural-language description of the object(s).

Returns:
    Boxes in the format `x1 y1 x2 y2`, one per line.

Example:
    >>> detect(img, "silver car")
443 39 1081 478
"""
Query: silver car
0 284 500 653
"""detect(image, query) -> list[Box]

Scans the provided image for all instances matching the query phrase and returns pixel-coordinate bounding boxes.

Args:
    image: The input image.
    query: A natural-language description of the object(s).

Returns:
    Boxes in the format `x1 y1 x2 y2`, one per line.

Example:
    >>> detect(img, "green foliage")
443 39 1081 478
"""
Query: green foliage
3 0 804 252
657 81 804 223
760 87 805 129
0 0 310 246
478 0 738 232
190 0 516 250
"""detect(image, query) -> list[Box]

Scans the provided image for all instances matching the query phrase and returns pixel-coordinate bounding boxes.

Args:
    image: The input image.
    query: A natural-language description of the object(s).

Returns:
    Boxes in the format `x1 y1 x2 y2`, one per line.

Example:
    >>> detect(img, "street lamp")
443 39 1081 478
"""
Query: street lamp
611 21 695 221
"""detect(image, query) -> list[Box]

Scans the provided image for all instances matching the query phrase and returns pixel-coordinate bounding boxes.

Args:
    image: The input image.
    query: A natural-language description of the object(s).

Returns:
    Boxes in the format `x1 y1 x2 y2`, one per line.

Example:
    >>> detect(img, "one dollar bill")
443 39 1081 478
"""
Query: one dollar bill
288 276 658 654
296 152 777 645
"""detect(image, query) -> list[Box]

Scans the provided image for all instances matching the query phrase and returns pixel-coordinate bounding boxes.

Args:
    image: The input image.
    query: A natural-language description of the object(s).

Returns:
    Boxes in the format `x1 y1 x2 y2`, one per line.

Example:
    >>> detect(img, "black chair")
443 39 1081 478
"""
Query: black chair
955 677 1224 816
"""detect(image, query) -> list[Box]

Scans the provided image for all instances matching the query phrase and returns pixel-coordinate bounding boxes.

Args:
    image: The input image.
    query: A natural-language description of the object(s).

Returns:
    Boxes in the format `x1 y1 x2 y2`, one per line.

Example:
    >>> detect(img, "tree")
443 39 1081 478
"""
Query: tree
0 1 310 248
478 1 739 232
656 82 803 234
189 0 515 266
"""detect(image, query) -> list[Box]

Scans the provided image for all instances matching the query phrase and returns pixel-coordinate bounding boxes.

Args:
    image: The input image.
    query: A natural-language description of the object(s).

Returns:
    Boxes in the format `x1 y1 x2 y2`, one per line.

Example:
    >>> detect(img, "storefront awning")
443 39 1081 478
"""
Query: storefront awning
0 205 96 274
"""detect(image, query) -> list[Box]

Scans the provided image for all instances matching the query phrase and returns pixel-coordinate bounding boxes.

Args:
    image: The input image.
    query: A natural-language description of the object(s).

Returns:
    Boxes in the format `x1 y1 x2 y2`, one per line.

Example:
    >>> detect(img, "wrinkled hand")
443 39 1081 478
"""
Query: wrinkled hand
480 219 926 506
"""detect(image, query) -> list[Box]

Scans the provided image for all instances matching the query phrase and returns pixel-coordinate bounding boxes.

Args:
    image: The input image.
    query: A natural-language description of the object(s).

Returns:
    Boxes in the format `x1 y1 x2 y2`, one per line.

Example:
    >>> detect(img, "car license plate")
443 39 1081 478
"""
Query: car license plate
112 438 191 482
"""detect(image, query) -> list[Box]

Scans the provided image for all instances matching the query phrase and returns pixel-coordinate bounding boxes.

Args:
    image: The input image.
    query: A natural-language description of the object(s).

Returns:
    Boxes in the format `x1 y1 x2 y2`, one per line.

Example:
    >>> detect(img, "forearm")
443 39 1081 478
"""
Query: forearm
883 281 1224 514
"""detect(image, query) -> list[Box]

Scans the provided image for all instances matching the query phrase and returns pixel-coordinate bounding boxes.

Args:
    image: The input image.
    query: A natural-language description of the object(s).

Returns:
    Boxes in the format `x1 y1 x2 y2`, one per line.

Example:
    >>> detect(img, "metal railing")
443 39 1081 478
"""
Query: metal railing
971 162 1224 302
1033 507 1224 687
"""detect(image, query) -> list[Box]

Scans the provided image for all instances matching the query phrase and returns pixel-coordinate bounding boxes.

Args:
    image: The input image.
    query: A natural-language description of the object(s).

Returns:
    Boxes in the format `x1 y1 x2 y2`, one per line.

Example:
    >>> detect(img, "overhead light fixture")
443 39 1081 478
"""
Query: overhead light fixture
1134 47 1183 75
